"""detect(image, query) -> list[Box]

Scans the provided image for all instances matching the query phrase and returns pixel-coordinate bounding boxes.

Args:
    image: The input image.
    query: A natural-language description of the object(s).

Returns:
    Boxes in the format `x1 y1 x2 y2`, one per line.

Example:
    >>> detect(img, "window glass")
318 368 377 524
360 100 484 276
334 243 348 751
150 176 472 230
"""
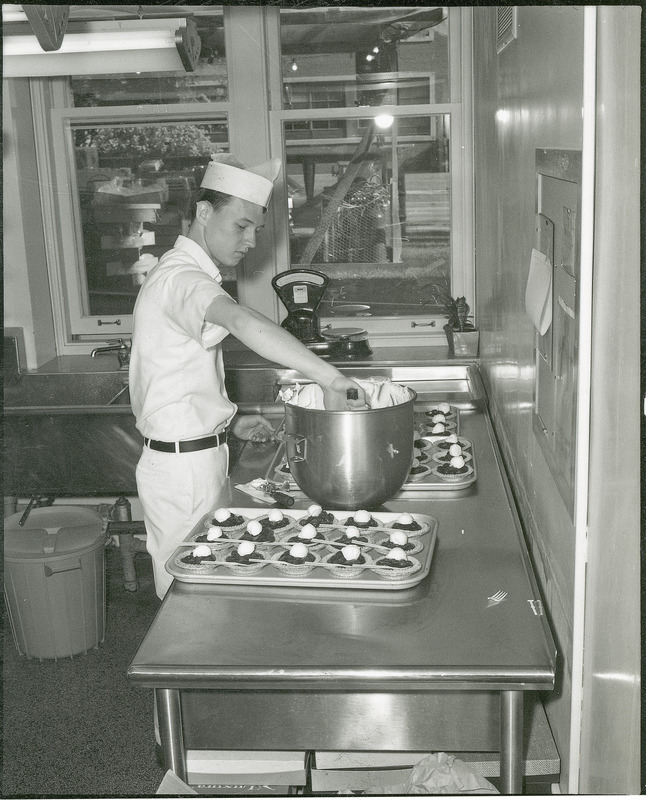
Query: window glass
280 7 449 109
73 120 229 316
285 114 450 318
70 13 226 107
279 7 452 320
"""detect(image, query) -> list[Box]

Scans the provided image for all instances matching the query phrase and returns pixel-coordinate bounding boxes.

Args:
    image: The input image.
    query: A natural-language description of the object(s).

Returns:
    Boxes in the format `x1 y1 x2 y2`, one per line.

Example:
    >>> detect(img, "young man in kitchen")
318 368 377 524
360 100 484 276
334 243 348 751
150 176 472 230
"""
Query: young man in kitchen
130 154 366 598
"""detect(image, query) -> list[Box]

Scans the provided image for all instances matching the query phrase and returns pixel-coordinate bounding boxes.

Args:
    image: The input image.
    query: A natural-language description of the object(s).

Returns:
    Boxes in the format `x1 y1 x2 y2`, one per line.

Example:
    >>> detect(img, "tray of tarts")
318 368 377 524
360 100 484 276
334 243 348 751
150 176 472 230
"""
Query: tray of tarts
271 403 477 492
166 506 438 590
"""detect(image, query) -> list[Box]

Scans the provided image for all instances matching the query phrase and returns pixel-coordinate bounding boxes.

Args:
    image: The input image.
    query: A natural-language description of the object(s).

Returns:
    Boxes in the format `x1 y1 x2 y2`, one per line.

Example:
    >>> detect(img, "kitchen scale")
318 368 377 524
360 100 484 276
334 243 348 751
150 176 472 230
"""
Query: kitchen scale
272 269 373 359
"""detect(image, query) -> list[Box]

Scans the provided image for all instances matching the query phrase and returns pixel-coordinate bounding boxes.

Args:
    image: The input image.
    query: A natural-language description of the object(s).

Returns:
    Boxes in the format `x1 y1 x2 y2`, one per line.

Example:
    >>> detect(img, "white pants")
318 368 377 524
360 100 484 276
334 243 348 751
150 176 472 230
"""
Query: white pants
136 444 229 599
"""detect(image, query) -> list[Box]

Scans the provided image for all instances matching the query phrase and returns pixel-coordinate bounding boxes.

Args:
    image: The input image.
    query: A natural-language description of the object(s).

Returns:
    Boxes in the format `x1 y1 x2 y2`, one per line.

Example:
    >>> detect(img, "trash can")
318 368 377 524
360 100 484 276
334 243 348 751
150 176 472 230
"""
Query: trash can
4 506 107 660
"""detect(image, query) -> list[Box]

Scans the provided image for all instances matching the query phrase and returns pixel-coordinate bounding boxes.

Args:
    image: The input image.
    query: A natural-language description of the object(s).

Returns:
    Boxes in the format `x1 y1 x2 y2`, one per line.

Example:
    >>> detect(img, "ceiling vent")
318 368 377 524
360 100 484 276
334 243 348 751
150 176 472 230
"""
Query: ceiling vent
496 7 518 54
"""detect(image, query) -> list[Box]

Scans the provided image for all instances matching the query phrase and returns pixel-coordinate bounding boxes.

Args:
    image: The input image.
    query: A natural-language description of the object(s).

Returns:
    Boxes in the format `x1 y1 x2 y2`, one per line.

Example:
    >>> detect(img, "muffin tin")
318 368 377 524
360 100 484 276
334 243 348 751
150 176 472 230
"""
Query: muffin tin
415 404 461 440
270 403 475 492
166 509 438 590
271 439 477 492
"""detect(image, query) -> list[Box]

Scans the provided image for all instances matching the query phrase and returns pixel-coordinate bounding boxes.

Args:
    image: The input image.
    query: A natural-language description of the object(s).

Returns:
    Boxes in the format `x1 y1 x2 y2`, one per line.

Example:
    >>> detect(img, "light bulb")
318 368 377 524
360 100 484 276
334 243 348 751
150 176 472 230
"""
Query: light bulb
375 113 394 129
291 59 298 71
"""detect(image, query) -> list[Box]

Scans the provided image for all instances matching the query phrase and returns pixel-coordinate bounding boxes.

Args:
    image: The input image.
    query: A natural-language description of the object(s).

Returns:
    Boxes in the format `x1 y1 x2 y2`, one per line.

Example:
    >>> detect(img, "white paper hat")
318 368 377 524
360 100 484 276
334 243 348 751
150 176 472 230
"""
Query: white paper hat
200 154 281 207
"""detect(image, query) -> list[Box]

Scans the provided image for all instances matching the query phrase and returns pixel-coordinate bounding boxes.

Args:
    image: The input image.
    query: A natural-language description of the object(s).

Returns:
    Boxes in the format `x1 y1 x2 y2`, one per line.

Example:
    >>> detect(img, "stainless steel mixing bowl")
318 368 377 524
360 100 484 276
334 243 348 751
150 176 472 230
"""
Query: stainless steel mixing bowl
283 390 416 510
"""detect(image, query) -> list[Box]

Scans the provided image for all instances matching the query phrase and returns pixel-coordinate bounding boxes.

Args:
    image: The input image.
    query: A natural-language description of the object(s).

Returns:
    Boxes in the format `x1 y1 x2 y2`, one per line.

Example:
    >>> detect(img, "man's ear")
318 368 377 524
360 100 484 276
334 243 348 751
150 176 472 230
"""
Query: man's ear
195 199 212 226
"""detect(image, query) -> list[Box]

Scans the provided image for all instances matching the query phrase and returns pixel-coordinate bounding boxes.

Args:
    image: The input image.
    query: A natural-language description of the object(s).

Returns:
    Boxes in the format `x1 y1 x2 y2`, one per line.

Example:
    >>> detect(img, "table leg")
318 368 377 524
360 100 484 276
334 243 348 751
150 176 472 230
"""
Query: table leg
156 688 187 782
500 690 523 794
118 533 138 592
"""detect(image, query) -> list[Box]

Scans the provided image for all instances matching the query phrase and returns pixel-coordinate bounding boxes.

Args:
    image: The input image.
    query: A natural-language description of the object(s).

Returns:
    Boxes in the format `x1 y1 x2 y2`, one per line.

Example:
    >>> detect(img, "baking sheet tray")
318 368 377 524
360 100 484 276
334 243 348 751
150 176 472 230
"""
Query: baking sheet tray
166 509 438 591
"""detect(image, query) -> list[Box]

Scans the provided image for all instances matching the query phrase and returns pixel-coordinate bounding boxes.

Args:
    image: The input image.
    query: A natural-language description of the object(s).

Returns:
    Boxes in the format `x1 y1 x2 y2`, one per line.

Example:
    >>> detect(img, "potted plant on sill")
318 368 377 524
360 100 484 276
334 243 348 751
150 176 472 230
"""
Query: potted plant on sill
434 284 479 358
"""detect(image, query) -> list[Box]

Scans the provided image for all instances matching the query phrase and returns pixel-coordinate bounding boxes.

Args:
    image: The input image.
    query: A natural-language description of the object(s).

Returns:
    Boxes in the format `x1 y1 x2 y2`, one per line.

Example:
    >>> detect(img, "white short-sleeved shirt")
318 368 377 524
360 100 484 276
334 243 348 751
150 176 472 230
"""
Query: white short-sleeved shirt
129 235 237 440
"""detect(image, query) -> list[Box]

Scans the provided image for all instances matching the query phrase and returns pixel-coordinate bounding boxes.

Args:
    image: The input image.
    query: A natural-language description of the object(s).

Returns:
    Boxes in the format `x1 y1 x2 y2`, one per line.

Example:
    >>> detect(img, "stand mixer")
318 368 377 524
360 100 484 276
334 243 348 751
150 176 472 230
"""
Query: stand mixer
272 269 372 359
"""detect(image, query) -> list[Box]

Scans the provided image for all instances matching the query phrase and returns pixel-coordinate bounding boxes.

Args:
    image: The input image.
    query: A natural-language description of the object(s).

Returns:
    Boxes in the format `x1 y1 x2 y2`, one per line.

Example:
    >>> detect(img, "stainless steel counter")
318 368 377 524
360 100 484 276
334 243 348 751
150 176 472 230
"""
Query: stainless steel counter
128 368 556 794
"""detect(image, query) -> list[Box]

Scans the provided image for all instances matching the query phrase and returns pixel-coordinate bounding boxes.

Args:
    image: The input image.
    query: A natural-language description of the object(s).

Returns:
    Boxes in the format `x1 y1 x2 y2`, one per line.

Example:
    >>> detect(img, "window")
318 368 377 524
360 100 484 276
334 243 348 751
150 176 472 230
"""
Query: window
284 113 450 318
30 6 472 349
273 6 472 338
35 9 231 338
72 119 229 318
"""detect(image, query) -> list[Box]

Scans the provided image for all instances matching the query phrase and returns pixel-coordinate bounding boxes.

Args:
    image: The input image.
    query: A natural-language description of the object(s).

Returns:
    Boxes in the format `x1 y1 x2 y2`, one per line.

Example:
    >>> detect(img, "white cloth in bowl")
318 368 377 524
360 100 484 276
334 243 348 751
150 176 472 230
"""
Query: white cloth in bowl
279 377 412 409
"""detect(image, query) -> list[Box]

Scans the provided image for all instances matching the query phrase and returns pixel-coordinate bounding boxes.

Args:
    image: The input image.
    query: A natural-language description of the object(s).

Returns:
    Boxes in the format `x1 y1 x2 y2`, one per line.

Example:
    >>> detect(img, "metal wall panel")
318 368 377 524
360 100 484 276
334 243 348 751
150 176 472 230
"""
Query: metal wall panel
473 6 641 793
471 6 586 790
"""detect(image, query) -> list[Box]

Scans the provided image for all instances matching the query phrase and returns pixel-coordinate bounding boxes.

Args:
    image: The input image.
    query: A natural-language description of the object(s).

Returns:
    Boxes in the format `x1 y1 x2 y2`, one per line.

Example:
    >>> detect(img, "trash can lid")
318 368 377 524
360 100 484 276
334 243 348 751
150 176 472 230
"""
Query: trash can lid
4 506 106 558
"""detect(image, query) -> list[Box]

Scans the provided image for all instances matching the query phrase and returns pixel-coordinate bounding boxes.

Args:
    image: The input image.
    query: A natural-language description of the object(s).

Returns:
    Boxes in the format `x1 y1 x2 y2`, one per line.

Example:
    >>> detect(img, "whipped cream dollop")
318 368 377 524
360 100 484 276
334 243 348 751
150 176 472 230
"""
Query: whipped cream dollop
246 520 263 537
213 507 232 523
448 444 463 457
341 545 361 562
192 545 211 558
298 523 318 541
431 423 446 434
289 542 308 559
396 513 414 525
450 456 466 469
237 541 255 557
344 526 361 540
430 412 446 423
354 510 371 524
438 402 451 414
446 433 459 444
268 509 284 522
206 526 224 541
389 531 409 546
387 547 408 561
307 503 323 517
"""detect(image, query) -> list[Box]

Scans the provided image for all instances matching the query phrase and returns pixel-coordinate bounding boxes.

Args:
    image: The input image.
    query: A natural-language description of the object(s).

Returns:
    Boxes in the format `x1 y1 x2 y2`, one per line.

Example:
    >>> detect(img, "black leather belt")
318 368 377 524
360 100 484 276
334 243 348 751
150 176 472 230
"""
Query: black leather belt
144 429 228 453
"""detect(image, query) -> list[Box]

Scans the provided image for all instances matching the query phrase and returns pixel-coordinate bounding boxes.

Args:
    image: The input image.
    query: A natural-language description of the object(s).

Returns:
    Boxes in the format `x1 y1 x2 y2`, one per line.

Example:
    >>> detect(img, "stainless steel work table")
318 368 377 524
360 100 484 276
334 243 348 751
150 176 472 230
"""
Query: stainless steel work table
128 402 556 795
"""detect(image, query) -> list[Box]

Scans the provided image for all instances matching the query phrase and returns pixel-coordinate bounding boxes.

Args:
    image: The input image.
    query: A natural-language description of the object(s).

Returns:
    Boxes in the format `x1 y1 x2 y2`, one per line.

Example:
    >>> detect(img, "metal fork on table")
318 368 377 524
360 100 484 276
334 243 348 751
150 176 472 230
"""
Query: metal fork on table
487 590 508 603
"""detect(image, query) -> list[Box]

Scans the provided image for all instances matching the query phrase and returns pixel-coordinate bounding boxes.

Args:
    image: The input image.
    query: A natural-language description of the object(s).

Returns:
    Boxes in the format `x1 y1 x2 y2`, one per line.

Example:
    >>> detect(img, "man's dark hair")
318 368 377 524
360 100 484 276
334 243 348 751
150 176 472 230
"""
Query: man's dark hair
189 188 234 220
189 187 269 220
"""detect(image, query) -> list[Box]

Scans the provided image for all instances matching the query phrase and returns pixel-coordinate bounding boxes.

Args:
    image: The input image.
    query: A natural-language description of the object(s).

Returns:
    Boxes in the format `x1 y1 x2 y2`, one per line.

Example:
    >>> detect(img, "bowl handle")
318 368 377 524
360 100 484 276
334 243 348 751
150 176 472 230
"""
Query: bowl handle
284 432 307 462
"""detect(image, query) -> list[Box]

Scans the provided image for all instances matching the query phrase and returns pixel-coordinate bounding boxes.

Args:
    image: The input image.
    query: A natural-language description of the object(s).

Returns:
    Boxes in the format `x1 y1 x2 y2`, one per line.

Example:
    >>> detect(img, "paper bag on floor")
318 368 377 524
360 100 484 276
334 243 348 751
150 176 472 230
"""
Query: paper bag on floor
405 752 498 794
156 769 198 795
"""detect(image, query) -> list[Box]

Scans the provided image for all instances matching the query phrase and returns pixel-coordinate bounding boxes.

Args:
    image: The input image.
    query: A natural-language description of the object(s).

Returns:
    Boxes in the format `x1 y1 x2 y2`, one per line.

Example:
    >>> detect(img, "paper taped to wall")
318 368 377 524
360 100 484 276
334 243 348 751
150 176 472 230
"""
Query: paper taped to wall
525 248 553 335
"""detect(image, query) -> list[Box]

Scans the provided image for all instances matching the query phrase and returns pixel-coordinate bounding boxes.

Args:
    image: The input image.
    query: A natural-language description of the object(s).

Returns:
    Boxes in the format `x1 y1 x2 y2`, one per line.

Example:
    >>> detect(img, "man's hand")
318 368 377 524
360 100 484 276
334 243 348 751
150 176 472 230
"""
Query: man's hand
205 297 368 412
231 414 276 442
322 377 368 411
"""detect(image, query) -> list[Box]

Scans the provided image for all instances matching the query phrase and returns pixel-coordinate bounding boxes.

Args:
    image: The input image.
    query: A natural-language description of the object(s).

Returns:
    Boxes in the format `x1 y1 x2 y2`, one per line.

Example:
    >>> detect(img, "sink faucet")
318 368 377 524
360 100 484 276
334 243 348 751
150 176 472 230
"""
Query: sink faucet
91 338 131 370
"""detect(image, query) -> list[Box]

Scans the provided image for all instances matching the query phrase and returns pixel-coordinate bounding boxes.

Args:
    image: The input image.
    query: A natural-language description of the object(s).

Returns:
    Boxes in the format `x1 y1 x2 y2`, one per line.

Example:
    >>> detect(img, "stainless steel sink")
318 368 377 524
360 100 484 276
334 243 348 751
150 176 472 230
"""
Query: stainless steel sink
108 385 131 405
4 374 131 413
